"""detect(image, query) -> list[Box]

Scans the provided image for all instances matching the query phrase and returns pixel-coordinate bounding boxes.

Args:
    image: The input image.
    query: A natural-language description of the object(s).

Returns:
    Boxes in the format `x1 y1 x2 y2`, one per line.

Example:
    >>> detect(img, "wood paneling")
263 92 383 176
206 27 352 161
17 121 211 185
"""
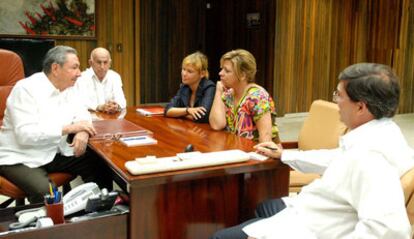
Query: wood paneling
273 0 414 114
34 0 414 113
205 0 276 93
56 0 135 106
139 0 206 103
138 0 275 104
394 0 414 113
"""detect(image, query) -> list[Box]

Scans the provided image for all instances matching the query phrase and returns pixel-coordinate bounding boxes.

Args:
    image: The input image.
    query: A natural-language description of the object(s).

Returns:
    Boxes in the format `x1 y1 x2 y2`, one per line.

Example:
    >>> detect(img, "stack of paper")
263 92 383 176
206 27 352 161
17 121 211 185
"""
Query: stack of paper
119 135 157 147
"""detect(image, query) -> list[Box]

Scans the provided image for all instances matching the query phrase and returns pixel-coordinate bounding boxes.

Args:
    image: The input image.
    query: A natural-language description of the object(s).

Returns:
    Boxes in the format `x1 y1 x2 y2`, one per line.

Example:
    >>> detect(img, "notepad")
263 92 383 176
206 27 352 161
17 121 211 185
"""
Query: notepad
119 135 158 147
90 119 152 141
136 107 164 116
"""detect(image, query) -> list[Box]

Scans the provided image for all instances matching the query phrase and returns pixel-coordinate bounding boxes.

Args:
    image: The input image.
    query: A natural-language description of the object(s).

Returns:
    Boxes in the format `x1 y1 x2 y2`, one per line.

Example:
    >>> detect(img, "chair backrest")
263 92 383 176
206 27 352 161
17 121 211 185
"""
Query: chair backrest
0 49 24 86
0 38 55 77
401 167 414 225
0 49 25 124
298 99 347 150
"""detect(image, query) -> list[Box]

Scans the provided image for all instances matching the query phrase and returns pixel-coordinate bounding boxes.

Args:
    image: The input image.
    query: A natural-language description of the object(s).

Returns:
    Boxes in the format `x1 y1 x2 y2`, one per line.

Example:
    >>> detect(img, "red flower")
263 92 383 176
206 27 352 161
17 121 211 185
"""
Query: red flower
64 16 84 26
18 21 36 35
25 11 38 25
40 3 56 21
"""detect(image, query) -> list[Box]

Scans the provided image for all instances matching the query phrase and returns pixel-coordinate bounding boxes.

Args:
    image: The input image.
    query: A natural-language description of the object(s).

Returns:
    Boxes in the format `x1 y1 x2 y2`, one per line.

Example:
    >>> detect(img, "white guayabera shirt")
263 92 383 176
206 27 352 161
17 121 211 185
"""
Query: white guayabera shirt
0 72 91 168
244 119 414 239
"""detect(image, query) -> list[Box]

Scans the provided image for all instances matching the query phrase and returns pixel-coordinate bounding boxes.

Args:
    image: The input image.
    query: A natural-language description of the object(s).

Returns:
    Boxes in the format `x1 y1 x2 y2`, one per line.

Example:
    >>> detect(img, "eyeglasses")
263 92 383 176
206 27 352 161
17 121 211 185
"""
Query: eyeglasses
332 90 339 103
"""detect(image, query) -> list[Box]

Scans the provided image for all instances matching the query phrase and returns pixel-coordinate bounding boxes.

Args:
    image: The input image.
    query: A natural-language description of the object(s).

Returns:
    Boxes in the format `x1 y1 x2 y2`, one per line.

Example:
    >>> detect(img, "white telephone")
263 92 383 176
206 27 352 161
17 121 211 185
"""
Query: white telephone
16 182 101 224
63 182 100 216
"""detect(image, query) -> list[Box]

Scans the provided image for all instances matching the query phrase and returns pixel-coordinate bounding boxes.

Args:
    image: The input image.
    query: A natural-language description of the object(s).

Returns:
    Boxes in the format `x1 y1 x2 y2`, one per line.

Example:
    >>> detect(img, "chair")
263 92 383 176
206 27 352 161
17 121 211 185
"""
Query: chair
401 167 414 225
282 99 348 192
0 49 73 207
0 49 25 125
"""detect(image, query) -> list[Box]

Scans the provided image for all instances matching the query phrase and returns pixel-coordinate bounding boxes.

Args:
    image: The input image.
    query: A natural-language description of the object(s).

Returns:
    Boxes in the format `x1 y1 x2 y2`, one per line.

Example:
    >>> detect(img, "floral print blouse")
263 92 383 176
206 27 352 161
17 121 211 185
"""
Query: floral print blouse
221 85 280 142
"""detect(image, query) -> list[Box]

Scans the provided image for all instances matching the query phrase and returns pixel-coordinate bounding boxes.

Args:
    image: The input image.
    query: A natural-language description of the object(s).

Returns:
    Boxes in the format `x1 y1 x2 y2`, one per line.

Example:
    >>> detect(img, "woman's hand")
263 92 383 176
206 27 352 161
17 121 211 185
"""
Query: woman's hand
216 81 225 94
187 107 207 120
254 141 283 159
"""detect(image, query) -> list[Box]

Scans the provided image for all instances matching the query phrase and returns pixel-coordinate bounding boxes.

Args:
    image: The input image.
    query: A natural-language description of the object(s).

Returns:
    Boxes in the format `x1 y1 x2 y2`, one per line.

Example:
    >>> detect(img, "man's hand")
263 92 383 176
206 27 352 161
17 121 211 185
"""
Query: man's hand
97 101 121 114
70 131 89 157
62 121 96 136
254 142 283 159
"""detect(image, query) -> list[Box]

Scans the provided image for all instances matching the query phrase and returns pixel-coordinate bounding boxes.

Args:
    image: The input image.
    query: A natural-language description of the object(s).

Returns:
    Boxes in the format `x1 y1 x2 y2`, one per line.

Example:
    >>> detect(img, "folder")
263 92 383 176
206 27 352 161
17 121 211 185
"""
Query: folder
90 119 152 141
136 106 164 116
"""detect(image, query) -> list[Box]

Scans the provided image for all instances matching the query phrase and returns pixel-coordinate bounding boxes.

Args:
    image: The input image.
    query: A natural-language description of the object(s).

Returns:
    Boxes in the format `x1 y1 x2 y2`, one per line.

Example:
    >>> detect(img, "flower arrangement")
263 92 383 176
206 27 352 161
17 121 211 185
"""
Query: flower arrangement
19 0 95 36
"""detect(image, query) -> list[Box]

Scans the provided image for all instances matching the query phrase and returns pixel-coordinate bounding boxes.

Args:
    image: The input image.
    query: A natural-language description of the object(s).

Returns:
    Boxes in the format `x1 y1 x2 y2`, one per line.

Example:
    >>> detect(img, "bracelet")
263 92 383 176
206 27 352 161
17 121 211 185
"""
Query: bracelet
185 107 189 115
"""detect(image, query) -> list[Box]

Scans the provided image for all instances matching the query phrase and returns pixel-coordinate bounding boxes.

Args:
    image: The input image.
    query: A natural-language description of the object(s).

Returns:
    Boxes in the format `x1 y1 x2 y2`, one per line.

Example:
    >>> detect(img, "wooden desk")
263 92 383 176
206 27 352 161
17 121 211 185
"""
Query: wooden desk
89 107 289 239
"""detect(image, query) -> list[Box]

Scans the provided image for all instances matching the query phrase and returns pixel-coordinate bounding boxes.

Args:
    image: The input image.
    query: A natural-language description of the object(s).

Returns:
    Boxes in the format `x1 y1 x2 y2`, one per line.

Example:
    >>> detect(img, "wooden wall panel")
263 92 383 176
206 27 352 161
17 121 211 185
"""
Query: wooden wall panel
393 0 414 113
57 0 135 106
139 0 206 103
273 0 414 115
53 0 414 113
112 0 135 106
139 0 276 104
273 0 353 114
204 0 276 94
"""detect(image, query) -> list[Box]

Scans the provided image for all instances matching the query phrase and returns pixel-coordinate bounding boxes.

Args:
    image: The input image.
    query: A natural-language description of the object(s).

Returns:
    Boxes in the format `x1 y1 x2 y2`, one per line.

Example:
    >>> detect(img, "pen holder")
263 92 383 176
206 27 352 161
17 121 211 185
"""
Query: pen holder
45 200 65 225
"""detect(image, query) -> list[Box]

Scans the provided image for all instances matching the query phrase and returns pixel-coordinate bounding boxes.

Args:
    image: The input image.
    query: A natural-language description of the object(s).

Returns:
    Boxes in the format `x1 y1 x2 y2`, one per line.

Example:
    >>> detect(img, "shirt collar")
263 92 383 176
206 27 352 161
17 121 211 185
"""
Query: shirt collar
339 118 392 150
88 67 107 83
40 72 61 97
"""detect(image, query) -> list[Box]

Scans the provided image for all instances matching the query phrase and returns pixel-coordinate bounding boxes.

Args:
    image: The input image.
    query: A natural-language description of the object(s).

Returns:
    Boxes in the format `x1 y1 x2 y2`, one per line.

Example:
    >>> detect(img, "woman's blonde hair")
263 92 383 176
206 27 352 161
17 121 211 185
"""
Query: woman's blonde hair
220 49 256 83
182 51 209 79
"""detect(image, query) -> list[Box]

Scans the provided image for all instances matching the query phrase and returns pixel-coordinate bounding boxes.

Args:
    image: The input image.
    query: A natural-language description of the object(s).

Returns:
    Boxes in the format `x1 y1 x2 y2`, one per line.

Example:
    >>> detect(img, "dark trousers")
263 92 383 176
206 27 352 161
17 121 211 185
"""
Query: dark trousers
0 149 113 204
210 198 286 239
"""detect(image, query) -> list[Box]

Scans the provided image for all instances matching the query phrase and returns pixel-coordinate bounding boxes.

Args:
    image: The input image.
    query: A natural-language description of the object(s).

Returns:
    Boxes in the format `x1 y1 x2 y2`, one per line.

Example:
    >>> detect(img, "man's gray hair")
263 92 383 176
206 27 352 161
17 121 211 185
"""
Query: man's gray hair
43 46 78 74
338 63 400 119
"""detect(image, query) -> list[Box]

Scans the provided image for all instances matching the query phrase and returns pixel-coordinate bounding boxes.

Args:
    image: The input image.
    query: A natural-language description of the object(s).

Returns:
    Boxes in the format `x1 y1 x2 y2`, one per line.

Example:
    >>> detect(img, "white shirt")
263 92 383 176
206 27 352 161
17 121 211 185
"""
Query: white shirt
0 72 91 168
244 118 414 239
74 68 126 111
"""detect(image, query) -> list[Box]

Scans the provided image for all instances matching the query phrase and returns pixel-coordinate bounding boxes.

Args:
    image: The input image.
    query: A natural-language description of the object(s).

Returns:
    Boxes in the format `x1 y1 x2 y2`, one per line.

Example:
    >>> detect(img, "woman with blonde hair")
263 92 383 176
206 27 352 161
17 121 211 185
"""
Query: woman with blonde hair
164 51 216 123
209 49 280 142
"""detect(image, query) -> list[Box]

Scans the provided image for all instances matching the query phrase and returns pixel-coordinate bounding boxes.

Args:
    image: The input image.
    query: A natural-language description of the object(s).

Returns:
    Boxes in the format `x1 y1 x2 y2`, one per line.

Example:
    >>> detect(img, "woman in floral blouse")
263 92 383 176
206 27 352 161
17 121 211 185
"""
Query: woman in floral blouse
209 49 280 143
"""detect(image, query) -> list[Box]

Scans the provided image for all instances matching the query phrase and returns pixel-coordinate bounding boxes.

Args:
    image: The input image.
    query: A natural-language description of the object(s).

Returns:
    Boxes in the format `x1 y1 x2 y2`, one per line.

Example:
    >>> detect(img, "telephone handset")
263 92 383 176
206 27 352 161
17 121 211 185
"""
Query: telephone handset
63 182 100 216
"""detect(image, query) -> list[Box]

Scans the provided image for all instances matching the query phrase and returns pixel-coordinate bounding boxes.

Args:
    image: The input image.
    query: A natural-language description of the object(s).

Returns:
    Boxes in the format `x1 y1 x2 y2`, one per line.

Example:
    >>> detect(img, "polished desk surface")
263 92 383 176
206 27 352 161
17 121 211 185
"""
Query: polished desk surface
89 107 282 188
89 107 289 239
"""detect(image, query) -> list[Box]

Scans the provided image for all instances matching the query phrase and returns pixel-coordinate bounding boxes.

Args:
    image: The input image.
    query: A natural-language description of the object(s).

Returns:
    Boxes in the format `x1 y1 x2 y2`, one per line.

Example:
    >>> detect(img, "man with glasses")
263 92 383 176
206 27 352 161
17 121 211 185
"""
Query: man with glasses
211 63 414 239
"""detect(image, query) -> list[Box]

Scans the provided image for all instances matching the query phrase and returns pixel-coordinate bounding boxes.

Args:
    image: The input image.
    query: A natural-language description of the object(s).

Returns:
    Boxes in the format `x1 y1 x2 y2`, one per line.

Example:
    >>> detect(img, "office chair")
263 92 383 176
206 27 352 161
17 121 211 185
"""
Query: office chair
282 99 347 192
0 49 73 207
401 167 414 225
0 49 25 126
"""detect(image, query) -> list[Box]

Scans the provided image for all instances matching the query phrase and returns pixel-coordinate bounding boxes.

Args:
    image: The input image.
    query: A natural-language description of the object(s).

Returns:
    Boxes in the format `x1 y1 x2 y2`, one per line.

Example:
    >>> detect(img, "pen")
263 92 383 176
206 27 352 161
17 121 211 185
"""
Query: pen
264 146 278 151
122 136 147 141
48 182 54 199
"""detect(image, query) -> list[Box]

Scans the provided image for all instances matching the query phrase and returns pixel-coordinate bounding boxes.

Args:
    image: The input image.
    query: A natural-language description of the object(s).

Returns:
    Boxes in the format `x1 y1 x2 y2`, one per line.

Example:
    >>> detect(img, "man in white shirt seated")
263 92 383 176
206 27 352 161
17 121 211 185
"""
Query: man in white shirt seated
75 47 126 114
211 63 414 239
0 46 112 203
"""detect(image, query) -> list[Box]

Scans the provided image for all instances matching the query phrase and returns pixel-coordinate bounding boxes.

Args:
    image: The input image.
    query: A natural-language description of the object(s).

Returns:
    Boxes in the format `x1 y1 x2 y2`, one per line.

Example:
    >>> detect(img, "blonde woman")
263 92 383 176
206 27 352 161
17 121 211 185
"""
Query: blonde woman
209 49 280 143
165 51 216 123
